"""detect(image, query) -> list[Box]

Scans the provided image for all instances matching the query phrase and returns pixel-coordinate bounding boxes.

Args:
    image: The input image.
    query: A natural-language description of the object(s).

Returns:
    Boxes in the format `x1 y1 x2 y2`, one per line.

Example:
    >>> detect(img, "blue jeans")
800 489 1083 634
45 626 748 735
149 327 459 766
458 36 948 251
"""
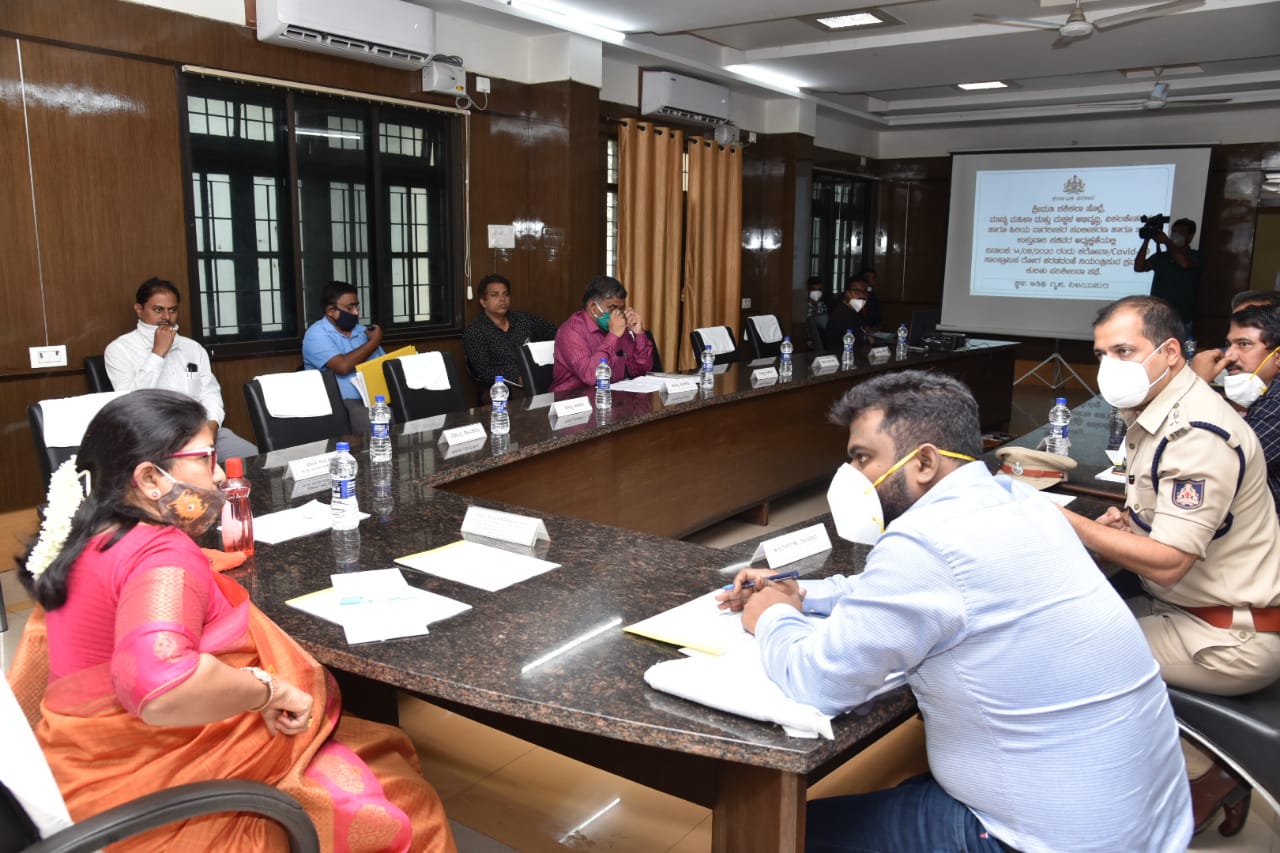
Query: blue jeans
806 773 1010 853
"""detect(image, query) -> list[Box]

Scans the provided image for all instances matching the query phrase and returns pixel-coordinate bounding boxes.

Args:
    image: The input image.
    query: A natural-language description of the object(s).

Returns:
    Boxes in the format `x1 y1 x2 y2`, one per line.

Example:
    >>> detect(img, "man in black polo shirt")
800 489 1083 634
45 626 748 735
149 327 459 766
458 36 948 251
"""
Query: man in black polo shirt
1135 217 1204 336
463 273 557 387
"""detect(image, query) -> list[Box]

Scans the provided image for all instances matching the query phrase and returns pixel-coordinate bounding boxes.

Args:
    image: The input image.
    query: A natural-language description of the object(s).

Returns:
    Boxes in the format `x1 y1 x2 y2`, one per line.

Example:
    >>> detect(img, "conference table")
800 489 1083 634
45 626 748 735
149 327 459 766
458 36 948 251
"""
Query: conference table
993 394 1126 500
369 343 1019 538
230 342 1019 852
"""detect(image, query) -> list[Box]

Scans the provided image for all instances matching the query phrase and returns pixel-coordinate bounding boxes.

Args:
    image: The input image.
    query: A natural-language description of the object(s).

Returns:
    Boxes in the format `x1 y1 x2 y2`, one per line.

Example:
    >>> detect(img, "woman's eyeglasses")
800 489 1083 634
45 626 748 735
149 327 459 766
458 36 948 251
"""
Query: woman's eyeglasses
168 447 218 471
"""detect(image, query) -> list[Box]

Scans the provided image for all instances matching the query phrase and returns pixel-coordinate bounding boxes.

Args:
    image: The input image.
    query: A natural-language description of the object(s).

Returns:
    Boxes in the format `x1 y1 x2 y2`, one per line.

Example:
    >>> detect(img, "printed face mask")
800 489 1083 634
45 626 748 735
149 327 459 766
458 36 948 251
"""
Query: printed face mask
1097 340 1172 409
1224 347 1278 408
155 468 226 537
334 308 359 332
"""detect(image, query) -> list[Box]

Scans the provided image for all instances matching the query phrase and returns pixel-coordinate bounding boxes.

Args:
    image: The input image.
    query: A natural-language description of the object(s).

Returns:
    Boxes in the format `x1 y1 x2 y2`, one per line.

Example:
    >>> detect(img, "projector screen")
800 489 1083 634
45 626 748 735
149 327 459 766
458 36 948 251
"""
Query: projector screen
940 147 1212 340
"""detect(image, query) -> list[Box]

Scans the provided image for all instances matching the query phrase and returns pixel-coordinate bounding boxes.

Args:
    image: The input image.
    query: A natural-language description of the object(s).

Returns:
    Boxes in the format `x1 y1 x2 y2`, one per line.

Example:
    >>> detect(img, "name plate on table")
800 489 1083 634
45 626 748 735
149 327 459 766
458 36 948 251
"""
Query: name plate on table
750 523 832 569
661 386 699 406
287 452 337 481
403 414 447 435
548 397 593 419
288 473 331 499
811 355 839 374
750 367 779 388
441 437 487 459
550 408 593 429
438 423 487 446
461 505 549 547
663 377 700 395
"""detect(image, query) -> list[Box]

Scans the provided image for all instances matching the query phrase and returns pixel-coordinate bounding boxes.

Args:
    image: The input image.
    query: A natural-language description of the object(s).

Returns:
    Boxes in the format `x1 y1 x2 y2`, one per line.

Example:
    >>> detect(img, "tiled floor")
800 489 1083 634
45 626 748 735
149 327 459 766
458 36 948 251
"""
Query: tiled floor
5 382 1279 851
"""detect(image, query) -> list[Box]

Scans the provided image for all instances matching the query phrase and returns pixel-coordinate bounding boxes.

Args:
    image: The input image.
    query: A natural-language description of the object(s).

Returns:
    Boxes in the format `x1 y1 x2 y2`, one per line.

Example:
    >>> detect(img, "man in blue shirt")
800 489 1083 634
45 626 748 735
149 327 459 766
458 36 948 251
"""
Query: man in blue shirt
302 281 385 432
719 370 1191 852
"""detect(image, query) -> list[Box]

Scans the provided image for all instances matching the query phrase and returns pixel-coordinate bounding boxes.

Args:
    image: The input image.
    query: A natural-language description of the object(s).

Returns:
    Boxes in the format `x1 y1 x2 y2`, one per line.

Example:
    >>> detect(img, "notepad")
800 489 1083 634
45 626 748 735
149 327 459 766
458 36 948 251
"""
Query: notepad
286 571 471 644
395 539 560 592
624 591 754 656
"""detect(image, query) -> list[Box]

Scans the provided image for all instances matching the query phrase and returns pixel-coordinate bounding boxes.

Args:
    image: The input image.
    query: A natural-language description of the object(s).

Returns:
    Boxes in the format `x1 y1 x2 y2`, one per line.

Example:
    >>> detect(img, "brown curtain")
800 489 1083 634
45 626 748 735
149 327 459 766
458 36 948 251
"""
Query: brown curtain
618 119 685 372
681 136 742 370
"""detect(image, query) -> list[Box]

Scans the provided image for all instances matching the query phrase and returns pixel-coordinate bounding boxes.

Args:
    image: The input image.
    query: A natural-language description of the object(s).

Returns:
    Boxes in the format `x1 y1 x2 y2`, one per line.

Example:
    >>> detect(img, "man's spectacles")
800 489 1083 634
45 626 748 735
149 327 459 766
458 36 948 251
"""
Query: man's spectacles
168 447 218 472
332 301 360 313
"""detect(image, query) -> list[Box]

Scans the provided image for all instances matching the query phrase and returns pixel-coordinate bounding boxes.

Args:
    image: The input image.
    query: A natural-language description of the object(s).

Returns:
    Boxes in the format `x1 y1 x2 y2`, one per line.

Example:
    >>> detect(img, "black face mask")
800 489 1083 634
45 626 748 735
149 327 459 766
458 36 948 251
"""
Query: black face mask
333 308 359 332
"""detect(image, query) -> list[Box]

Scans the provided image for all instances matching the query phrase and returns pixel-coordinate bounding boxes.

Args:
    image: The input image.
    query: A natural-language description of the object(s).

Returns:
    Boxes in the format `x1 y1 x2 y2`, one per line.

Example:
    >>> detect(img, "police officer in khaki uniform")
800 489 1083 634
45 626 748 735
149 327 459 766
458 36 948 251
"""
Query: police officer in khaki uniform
1065 295 1280 837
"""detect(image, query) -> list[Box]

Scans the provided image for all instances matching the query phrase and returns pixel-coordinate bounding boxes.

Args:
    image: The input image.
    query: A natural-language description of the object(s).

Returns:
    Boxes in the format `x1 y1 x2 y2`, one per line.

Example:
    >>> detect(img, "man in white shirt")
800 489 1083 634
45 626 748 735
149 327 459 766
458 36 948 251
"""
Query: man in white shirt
104 278 257 460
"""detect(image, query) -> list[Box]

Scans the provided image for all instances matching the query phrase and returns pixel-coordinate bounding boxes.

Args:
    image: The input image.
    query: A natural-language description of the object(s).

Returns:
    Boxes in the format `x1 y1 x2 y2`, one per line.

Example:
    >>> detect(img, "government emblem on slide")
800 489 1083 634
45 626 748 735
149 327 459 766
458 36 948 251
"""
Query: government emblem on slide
1063 174 1085 194
1172 479 1205 510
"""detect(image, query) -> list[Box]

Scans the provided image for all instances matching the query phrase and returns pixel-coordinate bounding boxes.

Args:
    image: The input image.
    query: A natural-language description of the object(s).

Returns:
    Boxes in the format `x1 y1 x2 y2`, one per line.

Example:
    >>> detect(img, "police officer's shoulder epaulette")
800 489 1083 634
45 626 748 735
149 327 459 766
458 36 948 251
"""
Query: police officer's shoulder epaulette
1166 426 1192 441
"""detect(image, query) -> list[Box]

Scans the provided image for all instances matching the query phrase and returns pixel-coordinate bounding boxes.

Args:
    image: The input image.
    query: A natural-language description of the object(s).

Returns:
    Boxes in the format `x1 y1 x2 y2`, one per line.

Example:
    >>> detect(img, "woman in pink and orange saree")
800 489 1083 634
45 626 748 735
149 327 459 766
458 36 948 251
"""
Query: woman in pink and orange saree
10 389 454 852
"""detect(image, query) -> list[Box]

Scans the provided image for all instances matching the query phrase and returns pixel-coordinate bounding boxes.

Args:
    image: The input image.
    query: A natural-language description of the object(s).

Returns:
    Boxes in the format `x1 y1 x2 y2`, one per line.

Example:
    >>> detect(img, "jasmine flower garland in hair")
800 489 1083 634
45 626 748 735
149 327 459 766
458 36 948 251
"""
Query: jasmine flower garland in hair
27 456 88 580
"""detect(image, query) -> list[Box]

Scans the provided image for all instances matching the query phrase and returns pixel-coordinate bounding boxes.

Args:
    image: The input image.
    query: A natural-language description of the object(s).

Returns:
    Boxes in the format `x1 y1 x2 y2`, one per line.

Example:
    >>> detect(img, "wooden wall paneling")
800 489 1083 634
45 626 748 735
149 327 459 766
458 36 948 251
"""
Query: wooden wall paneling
740 134 800 344
1195 167 1262 347
1 372 98 512
524 85 573 320
0 37 41 375
467 110 533 323
875 181 910 305
565 81 603 308
21 41 188 368
897 179 950 313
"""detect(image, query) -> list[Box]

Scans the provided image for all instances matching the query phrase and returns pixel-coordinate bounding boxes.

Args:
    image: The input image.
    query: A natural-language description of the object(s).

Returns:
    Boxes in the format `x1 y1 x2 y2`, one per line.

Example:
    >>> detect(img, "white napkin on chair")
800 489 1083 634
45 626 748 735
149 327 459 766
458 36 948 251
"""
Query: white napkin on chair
698 326 735 355
750 315 783 344
255 371 332 418
399 351 451 391
39 391 122 448
526 340 555 367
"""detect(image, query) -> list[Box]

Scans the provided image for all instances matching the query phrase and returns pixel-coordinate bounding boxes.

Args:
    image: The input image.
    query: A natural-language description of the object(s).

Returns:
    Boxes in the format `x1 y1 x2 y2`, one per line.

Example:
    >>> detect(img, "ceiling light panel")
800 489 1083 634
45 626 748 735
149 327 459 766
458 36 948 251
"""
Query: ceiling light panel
957 81 1008 90
817 12 884 28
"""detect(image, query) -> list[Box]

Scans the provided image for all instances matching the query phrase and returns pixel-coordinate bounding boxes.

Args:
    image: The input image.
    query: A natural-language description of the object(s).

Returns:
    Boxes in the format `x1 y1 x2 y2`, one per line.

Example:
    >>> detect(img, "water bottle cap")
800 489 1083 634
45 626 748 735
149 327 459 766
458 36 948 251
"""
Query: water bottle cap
600 357 608 363
336 441 350 452
375 395 386 403
1055 397 1067 405
224 457 244 478
495 375 504 383
704 345 712 350
783 336 790 342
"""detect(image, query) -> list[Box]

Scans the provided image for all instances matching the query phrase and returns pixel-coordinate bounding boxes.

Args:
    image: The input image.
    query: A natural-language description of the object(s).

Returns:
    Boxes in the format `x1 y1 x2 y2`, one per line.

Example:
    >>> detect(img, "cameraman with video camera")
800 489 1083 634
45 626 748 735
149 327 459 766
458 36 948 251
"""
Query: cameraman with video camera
1135 214 1204 337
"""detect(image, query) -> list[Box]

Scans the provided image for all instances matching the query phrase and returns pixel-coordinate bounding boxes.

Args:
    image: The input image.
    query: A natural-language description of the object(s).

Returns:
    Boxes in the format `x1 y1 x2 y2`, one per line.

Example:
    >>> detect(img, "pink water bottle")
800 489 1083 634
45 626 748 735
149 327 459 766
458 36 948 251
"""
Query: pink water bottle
220 457 254 556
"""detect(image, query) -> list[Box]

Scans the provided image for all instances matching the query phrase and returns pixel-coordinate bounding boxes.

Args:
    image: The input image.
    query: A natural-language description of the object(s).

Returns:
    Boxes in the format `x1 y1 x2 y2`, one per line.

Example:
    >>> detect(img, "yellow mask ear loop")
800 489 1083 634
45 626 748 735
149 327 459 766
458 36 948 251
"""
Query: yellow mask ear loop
1253 347 1280 393
869 447 974 490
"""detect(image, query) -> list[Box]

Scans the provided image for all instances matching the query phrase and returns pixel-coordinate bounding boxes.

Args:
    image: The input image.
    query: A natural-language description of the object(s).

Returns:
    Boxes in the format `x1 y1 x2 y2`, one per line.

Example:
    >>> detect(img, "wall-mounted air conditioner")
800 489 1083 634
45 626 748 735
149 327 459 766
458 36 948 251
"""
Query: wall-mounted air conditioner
256 0 435 71
640 71 731 126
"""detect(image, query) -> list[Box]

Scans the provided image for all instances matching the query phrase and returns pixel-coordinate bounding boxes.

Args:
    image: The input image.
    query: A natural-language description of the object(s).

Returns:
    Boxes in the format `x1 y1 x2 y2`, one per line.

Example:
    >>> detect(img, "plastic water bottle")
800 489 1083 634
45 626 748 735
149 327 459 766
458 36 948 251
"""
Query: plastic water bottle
1107 406 1127 451
779 336 794 378
1184 337 1197 359
219 457 254 555
490 376 510 435
369 394 392 462
331 528 360 572
1046 397 1072 456
595 358 612 410
700 345 715 389
329 441 359 530
841 329 856 370
896 323 909 359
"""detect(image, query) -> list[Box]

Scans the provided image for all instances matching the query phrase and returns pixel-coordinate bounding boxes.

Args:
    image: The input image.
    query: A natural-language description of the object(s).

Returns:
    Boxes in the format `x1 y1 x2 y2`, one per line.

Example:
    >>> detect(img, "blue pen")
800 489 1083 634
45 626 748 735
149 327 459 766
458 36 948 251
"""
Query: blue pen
721 569 801 591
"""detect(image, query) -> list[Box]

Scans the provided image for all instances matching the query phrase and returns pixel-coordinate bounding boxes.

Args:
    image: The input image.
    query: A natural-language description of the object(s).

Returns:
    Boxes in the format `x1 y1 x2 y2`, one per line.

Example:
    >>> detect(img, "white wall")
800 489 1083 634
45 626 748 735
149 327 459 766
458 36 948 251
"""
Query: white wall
814 113 878 159
121 0 244 25
527 33 602 88
877 105 1280 159
601 57 639 106
436 13 531 84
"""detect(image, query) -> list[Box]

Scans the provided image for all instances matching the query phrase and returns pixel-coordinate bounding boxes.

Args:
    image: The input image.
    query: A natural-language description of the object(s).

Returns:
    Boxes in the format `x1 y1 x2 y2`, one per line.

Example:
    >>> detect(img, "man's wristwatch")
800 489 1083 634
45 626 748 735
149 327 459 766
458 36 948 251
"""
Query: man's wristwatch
242 666 275 712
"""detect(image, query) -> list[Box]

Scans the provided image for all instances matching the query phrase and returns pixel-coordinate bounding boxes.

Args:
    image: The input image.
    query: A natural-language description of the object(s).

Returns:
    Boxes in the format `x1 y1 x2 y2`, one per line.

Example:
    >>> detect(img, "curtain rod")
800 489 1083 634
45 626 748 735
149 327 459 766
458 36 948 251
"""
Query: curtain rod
181 65 469 116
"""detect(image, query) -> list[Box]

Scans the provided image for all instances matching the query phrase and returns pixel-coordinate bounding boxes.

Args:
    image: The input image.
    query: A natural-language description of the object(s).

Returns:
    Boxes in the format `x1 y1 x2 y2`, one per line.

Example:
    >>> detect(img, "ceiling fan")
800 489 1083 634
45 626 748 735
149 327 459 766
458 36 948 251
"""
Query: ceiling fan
975 0 1205 46
1089 74 1233 110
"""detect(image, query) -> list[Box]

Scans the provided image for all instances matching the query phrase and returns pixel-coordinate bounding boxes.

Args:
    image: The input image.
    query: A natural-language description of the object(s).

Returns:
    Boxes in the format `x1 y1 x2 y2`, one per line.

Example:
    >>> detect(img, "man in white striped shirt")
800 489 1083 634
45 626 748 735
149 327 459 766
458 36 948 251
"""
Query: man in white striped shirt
720 370 1191 852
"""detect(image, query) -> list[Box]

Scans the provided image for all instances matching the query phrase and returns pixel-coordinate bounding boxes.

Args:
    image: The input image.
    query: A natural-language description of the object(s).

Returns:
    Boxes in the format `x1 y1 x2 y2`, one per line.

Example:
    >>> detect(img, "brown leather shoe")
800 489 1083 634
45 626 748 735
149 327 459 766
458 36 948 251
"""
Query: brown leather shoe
1190 764 1252 837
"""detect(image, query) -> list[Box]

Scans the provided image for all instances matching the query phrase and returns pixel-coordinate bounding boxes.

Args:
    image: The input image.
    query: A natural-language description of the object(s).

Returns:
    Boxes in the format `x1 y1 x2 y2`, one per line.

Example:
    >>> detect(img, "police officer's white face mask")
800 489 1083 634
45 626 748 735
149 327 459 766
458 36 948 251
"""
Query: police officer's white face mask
1224 346 1279 408
1097 339 1174 409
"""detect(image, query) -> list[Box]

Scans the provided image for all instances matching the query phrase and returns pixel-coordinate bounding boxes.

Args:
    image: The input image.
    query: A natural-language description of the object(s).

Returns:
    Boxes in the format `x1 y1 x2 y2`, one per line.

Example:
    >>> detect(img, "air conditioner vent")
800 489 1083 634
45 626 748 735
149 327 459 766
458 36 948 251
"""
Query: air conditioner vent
258 0 435 71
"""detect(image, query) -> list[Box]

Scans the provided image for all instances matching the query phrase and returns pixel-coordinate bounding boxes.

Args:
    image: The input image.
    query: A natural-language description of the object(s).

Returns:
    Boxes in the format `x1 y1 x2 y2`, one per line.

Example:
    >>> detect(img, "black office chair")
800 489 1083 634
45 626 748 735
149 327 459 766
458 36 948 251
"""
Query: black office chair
84 356 113 393
689 326 739 366
1167 680 1280 836
644 330 664 373
517 340 556 396
27 392 120 488
742 315 784 360
382 352 467 423
806 315 827 354
461 351 489 406
0 674 319 853
243 371 350 452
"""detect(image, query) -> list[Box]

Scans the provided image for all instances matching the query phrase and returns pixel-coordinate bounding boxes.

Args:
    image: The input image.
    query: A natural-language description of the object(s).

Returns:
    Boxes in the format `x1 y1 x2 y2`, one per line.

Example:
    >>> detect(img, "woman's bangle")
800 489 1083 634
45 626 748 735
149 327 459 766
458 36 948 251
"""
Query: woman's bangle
241 666 275 712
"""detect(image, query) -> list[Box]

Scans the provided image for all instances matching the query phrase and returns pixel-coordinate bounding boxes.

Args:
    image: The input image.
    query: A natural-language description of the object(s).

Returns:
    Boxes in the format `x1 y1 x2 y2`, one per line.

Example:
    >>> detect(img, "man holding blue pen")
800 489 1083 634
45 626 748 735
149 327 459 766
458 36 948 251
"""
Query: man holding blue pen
716 370 1190 853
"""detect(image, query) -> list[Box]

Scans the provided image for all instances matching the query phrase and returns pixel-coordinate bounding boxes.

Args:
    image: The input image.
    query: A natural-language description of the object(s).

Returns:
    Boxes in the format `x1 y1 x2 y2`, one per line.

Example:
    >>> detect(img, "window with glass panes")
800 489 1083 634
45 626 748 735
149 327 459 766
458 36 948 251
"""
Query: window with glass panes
809 171 873 294
605 136 619 278
184 77 458 346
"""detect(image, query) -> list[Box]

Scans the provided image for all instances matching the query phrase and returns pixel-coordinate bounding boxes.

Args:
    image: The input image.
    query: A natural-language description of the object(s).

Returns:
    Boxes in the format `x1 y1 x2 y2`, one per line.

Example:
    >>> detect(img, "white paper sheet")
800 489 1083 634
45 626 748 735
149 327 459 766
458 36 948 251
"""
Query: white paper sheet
286 583 471 644
396 539 560 592
254 499 370 544
1095 467 1128 484
610 376 668 393
624 591 754 656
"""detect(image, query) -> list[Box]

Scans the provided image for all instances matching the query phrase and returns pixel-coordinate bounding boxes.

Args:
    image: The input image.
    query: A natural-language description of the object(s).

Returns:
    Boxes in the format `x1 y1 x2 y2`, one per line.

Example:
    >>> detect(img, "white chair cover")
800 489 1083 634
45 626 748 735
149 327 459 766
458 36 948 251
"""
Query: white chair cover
38 391 122 448
255 371 332 418
697 326 735 355
398 351 451 391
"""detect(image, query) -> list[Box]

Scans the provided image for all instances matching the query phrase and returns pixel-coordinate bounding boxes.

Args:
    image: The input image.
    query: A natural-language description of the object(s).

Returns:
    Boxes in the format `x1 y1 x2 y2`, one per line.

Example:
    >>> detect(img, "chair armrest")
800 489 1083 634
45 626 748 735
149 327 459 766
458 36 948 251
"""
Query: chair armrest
25 780 318 853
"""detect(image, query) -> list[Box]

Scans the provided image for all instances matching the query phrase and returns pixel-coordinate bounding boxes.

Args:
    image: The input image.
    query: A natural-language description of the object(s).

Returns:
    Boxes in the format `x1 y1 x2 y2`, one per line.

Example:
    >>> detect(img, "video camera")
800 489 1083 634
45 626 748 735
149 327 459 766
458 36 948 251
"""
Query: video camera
1138 213 1170 240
